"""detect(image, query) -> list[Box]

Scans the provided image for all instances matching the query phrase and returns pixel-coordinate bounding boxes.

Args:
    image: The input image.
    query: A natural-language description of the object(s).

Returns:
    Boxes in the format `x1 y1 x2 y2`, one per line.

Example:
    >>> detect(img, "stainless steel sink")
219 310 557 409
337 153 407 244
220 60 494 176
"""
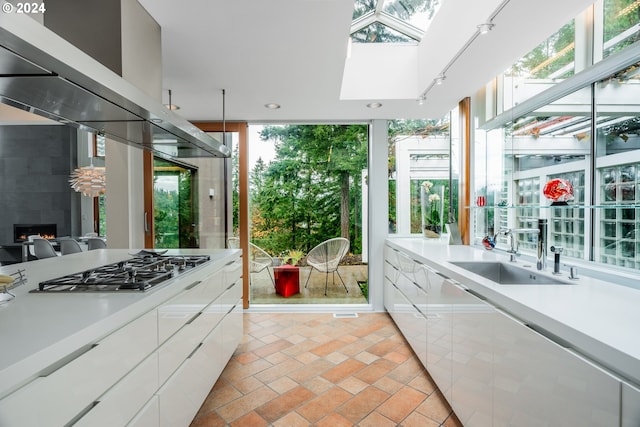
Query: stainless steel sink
450 261 569 285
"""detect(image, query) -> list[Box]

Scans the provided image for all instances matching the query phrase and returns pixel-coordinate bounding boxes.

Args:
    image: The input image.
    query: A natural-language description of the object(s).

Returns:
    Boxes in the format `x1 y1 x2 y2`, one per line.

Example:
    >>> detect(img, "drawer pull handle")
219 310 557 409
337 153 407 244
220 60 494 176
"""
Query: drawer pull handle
187 342 203 359
185 280 202 290
40 343 98 377
66 401 99 426
186 311 202 325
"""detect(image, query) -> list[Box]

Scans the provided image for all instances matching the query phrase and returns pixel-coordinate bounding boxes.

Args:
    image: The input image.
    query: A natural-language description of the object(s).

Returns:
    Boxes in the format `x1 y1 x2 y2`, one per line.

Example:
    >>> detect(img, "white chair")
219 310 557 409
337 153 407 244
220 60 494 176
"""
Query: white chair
228 237 275 286
33 238 59 259
59 238 83 255
304 237 350 295
87 238 107 250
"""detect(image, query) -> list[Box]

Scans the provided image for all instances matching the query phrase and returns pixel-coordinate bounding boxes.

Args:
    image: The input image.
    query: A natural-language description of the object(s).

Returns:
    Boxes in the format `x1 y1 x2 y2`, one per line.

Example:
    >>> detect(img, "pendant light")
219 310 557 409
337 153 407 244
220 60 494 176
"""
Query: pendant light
69 138 106 197
164 89 180 110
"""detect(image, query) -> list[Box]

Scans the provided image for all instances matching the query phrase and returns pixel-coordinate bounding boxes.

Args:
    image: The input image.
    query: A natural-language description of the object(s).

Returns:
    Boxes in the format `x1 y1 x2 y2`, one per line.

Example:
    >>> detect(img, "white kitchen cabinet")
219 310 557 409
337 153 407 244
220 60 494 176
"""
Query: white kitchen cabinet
75 353 159 427
449 284 494 427
492 310 620 427
220 281 243 362
0 252 242 427
0 309 157 426
128 396 159 427
424 269 453 403
389 280 427 364
157 281 242 427
622 381 640 427
157 259 240 383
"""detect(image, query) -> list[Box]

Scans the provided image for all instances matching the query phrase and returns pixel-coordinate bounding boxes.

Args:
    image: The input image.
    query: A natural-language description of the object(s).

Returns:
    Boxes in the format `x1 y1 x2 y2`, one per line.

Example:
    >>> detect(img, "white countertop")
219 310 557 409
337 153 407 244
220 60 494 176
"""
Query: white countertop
0 249 239 398
386 237 640 387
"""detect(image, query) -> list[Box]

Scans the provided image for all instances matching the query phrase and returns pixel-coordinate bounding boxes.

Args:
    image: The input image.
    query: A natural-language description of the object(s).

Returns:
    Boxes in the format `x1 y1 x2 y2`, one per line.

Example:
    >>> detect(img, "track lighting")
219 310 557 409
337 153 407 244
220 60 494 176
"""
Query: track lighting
434 75 446 85
417 95 426 105
477 22 495 35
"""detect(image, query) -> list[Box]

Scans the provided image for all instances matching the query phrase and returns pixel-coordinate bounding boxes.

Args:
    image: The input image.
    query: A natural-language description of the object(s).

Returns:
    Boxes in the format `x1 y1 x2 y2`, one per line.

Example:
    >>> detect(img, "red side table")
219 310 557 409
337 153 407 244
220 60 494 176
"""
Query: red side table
273 265 300 297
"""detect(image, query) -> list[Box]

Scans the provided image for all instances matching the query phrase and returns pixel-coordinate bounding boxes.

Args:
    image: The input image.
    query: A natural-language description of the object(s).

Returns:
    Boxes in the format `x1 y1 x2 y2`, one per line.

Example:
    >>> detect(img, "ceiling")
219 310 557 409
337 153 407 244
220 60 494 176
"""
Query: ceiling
128 0 594 123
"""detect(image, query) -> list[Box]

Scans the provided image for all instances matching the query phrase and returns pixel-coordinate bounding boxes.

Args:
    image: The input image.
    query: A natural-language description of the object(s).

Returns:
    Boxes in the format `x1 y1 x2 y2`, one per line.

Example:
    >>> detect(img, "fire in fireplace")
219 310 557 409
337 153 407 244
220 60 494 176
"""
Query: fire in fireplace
14 224 58 243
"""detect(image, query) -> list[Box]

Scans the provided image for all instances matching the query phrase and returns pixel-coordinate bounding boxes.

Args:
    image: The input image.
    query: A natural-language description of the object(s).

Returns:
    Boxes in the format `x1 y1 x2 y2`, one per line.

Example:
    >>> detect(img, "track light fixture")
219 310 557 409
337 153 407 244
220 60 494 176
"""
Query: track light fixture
417 95 426 105
477 22 495 35
434 74 446 85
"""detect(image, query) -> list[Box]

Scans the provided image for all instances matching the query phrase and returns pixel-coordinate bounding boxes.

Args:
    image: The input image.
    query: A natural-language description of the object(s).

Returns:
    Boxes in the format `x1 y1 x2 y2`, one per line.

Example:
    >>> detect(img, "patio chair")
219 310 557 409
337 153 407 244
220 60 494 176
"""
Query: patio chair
59 238 83 255
33 238 59 259
228 237 275 286
304 237 349 296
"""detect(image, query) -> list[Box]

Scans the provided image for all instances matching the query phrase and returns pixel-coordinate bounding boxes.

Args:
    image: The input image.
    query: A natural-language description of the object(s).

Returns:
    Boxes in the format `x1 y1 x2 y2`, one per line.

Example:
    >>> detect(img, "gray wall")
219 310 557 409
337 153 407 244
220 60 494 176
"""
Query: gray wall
0 125 79 246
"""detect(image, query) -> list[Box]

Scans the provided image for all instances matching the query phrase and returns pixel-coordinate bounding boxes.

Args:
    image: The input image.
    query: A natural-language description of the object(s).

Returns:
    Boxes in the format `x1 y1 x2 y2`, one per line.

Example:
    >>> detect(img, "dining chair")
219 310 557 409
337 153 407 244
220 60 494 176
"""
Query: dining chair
304 237 350 295
26 235 41 259
59 238 83 255
33 238 59 259
228 237 275 286
87 238 107 250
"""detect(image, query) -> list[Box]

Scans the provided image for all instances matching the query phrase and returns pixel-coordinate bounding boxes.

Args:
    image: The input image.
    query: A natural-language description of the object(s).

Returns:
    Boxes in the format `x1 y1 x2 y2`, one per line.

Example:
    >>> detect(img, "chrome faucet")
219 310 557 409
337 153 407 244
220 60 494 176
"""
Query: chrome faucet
550 246 563 275
537 219 548 271
496 228 540 262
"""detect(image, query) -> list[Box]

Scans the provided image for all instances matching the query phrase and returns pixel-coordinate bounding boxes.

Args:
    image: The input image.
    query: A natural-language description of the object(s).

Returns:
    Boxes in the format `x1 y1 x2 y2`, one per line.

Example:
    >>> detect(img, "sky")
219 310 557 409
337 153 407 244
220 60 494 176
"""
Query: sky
248 124 276 169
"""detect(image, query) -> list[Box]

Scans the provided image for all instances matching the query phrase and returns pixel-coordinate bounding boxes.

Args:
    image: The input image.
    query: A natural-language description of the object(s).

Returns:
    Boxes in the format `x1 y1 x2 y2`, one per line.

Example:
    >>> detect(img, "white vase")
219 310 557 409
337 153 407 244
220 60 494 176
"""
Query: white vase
421 184 444 238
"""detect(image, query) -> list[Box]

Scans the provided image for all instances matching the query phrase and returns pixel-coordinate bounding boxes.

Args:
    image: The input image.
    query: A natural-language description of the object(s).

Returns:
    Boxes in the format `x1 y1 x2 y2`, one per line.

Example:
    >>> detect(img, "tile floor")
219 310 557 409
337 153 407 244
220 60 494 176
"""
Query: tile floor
190 312 462 427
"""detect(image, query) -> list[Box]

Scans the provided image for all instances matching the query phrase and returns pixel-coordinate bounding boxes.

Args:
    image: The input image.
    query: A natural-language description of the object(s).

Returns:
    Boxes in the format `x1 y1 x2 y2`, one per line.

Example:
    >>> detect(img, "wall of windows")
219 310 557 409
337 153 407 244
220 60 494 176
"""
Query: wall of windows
388 113 459 236
474 0 640 275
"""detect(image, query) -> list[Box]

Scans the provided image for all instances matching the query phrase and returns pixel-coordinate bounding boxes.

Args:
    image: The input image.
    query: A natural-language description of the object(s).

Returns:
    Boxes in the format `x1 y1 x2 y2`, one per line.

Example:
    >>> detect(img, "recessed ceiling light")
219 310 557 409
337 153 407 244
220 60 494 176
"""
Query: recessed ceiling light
265 103 281 109
367 102 383 109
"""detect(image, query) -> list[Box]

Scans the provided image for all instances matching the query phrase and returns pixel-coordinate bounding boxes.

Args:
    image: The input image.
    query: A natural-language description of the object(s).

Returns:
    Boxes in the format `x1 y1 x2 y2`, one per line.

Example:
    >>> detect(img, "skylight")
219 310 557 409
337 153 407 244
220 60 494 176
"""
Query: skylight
350 0 442 43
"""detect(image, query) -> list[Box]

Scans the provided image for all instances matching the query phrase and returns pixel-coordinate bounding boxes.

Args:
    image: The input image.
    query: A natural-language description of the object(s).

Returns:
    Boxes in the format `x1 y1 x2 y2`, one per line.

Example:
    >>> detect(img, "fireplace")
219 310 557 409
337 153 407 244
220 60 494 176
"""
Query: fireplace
14 224 58 243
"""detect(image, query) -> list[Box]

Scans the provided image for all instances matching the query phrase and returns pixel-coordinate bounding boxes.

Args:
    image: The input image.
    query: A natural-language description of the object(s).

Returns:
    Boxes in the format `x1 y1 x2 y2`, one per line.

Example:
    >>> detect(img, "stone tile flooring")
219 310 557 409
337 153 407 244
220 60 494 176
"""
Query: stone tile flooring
190 312 462 426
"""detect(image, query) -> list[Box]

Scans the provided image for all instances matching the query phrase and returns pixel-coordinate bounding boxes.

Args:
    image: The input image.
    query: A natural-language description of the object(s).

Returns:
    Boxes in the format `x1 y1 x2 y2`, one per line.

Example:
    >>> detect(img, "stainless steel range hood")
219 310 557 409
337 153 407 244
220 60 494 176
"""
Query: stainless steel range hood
0 13 230 158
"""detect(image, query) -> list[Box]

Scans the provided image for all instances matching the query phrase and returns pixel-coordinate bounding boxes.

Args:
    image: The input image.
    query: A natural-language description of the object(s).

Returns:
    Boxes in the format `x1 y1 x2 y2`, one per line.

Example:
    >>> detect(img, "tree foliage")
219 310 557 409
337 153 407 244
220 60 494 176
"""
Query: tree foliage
154 166 195 248
251 125 368 256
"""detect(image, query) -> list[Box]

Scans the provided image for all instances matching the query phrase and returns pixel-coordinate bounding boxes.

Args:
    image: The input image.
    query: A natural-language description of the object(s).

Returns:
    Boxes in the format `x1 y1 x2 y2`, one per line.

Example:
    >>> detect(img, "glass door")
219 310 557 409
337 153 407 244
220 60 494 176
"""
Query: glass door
153 158 199 248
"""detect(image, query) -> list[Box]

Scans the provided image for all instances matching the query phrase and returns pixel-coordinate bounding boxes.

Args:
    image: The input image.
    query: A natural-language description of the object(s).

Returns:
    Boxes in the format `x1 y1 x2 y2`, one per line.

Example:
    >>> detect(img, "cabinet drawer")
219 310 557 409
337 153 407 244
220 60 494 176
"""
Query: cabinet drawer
157 273 227 344
0 310 157 427
384 245 400 271
384 259 400 283
395 273 427 308
396 250 417 282
622 381 640 427
157 324 226 427
223 258 242 288
388 284 426 366
127 395 159 427
221 301 243 362
157 279 240 385
493 311 620 427
75 353 158 427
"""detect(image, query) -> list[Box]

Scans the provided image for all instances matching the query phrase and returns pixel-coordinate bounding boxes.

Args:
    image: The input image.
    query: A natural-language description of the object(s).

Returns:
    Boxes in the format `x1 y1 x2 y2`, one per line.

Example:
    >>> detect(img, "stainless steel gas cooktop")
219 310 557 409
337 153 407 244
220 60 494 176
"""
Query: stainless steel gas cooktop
32 251 210 293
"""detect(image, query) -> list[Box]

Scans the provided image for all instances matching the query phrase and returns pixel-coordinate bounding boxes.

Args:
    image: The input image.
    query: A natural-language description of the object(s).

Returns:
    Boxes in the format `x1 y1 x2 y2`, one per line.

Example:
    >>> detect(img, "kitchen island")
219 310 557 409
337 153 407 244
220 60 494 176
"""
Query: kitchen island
0 248 242 427
385 237 640 427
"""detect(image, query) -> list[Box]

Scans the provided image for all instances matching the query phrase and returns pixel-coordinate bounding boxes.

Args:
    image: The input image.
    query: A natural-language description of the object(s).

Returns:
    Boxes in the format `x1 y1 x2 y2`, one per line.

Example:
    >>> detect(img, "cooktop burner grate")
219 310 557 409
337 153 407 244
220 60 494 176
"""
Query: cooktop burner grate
33 254 211 292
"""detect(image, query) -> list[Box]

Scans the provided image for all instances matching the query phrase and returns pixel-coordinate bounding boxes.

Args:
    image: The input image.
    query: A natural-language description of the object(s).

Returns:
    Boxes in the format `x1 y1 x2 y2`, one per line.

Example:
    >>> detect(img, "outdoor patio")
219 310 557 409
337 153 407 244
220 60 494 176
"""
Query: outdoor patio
249 264 369 305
